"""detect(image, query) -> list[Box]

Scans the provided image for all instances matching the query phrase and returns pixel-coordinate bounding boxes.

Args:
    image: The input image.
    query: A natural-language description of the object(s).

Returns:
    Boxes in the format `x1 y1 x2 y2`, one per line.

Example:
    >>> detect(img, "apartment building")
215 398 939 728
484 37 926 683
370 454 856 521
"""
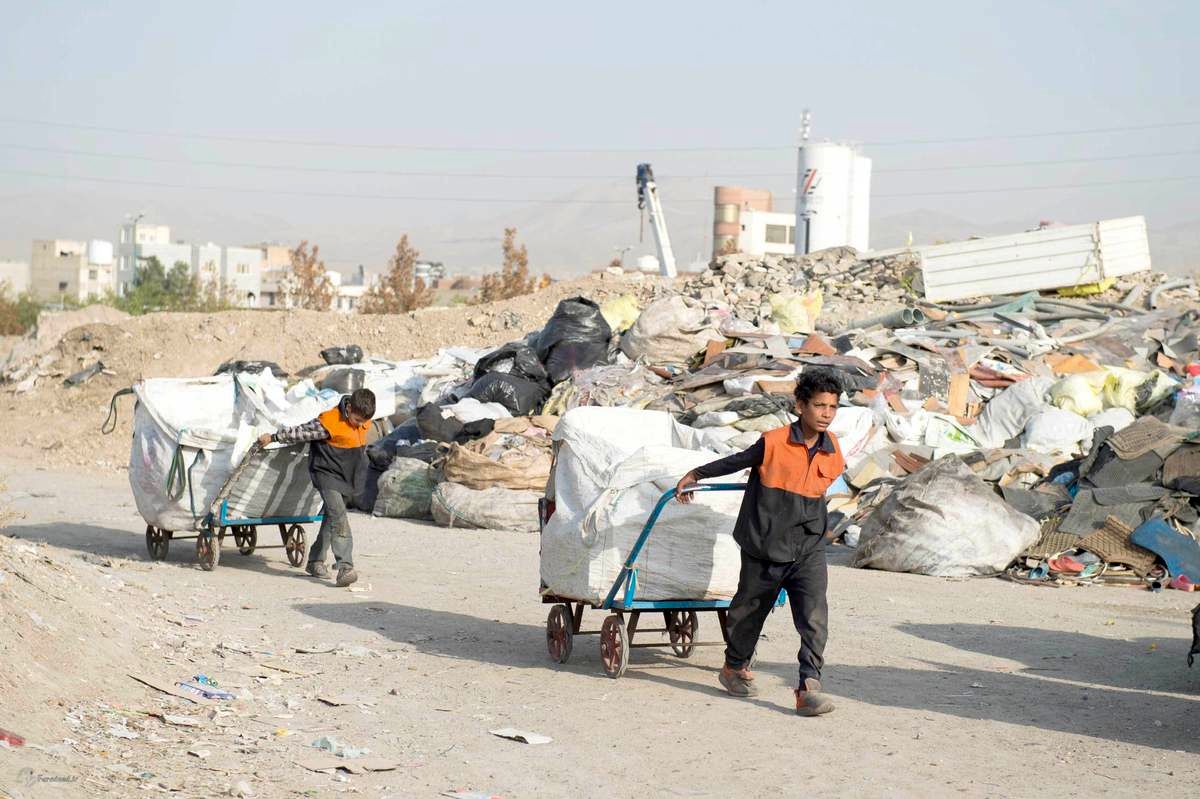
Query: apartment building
30 239 115 302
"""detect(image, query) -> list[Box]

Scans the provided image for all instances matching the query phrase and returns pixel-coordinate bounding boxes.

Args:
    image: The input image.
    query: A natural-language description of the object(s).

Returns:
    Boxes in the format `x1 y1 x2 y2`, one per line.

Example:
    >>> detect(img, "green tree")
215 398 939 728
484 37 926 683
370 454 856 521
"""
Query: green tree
113 257 235 315
0 283 41 335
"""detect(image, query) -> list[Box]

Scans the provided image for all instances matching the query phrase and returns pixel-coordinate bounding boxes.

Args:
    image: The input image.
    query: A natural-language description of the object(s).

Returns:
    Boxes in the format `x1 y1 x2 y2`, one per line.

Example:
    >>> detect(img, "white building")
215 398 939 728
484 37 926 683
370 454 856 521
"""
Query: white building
738 209 798 257
223 246 262 307
116 222 171 291
114 222 266 308
30 239 115 302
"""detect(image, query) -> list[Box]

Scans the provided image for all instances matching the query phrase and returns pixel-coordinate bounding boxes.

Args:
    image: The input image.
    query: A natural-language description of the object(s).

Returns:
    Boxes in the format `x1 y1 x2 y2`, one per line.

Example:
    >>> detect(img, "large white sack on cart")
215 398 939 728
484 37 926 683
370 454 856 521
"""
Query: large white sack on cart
541 407 745 604
129 373 342 532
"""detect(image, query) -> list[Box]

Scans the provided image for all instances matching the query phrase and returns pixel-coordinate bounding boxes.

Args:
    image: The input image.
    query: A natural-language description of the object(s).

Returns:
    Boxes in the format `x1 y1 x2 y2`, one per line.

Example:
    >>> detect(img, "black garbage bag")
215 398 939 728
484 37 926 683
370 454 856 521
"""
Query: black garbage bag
1191 602 1200 667
416 403 464 444
466 372 549 417
367 419 421 469
474 342 550 386
316 367 365 394
320 345 364 365
414 402 496 444
353 464 386 513
533 297 612 384
214 360 287 377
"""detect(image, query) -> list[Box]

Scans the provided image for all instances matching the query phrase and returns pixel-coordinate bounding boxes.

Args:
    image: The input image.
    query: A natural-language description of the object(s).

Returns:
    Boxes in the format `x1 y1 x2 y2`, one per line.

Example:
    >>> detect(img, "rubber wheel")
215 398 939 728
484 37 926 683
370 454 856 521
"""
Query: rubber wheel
546 604 573 664
145 525 169 561
600 614 629 679
234 526 257 556
196 532 220 571
284 524 306 567
668 610 699 658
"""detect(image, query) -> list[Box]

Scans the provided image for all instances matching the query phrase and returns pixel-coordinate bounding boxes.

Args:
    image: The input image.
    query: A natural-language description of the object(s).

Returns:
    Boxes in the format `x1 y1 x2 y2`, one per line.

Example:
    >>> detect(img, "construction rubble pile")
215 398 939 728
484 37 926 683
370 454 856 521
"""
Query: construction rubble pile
7 246 1200 595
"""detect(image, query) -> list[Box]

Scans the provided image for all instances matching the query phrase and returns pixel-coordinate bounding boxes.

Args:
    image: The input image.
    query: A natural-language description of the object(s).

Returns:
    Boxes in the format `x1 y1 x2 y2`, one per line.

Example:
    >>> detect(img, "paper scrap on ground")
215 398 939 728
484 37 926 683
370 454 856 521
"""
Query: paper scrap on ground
489 728 552 745
297 755 398 774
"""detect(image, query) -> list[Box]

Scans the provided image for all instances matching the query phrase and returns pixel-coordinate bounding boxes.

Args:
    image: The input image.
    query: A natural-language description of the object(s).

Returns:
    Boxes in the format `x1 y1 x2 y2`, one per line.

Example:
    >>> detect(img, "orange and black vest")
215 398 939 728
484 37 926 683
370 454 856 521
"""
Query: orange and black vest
692 422 845 562
309 401 370 496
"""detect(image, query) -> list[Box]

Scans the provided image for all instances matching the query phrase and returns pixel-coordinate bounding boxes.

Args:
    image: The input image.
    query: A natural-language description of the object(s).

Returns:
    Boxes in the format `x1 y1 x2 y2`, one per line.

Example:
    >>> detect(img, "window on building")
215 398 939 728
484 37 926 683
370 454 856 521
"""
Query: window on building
58 281 68 292
88 269 98 280
765 224 789 244
237 263 249 274
787 226 796 244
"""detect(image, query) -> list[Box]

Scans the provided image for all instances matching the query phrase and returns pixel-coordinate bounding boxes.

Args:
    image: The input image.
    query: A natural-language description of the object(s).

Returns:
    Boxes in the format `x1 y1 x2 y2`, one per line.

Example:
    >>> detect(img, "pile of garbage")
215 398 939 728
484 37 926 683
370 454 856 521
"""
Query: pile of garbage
104 243 1198 596
327 248 1199 595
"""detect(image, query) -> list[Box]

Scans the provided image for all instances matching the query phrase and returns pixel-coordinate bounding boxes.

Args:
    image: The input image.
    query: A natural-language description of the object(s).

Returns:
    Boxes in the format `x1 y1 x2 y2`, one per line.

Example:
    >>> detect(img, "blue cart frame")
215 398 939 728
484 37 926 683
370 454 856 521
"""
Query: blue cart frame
541 483 785 678
143 442 324 572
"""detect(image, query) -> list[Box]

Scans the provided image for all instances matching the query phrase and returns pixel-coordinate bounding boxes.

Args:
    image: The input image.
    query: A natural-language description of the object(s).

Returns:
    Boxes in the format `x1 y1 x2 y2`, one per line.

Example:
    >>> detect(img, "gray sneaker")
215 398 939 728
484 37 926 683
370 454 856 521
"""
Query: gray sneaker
719 664 758 697
335 566 358 587
795 678 835 716
305 561 330 579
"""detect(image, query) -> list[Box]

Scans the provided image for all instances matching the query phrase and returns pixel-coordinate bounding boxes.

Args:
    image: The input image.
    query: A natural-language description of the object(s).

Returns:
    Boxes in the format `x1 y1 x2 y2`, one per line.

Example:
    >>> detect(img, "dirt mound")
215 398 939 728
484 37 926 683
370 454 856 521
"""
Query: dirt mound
0 534 159 742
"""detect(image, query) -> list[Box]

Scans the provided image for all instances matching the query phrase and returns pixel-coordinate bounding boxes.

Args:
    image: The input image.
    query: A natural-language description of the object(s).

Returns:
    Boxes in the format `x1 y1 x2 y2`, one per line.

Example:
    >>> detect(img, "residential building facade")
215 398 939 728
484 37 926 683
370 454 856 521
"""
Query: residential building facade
30 239 115 302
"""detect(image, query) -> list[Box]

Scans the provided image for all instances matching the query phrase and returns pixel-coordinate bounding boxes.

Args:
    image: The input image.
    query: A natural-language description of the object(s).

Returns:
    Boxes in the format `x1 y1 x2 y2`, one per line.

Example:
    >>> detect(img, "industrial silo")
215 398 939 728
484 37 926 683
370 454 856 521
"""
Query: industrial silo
794 142 871 255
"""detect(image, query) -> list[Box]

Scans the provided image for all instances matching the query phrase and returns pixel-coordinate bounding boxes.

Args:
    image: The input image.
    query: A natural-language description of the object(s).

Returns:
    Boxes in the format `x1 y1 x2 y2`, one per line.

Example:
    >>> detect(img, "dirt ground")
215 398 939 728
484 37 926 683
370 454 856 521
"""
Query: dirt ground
0 459 1197 798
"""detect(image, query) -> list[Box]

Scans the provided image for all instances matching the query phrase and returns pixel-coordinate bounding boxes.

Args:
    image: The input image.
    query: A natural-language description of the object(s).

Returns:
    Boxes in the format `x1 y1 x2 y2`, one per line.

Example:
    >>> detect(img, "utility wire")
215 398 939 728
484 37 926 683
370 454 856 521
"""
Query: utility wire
2 167 1197 202
3 141 1198 180
2 115 1200 153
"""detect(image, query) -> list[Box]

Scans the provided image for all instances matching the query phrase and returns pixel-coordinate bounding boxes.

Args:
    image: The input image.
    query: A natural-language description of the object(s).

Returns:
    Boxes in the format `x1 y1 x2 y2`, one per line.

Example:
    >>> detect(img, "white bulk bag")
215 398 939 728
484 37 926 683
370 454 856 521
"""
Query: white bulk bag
540 406 746 603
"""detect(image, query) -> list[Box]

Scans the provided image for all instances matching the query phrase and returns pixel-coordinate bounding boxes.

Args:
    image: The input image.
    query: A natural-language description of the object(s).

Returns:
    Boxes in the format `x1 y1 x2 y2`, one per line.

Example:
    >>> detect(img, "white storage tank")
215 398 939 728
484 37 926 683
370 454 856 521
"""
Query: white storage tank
88 239 114 265
794 142 871 254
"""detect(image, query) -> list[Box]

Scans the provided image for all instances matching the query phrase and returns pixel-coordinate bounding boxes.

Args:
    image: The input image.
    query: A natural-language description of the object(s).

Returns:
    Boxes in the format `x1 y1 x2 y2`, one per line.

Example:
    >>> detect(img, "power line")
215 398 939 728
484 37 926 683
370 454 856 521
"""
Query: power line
0 117 779 153
863 120 1200 147
3 141 1198 180
0 168 646 203
2 115 1200 153
874 175 1200 197
2 167 1197 203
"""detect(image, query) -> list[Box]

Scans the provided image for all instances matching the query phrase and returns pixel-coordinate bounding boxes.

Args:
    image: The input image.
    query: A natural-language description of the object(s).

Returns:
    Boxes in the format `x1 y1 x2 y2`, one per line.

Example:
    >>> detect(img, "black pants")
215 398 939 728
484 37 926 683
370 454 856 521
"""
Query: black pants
724 535 828 684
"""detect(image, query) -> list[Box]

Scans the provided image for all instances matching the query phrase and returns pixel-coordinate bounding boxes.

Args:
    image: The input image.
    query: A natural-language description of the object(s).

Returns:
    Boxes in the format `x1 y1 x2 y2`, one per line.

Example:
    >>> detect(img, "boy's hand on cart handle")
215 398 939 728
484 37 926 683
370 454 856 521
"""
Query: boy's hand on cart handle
675 472 699 504
257 433 274 447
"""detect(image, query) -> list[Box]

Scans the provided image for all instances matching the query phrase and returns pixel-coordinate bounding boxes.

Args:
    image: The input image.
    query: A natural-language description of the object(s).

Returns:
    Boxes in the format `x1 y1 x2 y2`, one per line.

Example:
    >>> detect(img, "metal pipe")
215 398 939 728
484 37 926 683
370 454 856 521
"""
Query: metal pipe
1149 278 1193 309
845 307 928 331
1121 284 1145 310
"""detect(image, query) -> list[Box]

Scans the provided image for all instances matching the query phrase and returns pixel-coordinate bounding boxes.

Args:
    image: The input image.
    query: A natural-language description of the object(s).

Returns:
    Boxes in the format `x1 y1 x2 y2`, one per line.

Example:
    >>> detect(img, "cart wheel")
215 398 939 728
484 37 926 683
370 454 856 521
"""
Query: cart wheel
145 525 169 561
196 531 220 571
600 614 629 679
284 524 306 567
546 604 574 664
234 526 257 556
668 610 699 658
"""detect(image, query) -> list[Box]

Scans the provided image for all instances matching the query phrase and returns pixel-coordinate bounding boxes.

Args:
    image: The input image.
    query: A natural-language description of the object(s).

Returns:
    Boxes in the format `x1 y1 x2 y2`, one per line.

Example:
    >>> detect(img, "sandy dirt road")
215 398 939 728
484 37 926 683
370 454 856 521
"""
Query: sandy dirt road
0 459 1197 798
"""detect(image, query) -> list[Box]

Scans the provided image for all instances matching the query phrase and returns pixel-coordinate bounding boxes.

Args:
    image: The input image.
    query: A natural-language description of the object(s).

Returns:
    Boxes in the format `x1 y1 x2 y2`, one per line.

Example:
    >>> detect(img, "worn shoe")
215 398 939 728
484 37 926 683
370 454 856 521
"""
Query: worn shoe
305 561 330 579
718 664 758 697
795 678 835 716
335 566 358 587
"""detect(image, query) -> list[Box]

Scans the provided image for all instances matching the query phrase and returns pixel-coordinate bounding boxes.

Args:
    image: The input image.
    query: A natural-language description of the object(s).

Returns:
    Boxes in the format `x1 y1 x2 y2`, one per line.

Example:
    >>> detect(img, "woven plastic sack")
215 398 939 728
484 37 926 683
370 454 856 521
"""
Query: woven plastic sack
372 457 436 519
441 432 551 491
620 296 723 367
853 456 1039 577
430 482 539 532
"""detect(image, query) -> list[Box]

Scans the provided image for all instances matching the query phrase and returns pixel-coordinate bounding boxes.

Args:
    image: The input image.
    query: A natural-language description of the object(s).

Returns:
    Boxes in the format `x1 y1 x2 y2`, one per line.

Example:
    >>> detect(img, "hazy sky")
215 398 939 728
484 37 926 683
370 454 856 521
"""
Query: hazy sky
1 1 1197 274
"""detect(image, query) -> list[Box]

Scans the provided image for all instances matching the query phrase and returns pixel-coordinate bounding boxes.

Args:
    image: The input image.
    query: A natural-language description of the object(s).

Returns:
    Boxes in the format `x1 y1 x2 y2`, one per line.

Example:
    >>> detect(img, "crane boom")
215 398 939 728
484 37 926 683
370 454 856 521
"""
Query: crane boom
635 163 677 278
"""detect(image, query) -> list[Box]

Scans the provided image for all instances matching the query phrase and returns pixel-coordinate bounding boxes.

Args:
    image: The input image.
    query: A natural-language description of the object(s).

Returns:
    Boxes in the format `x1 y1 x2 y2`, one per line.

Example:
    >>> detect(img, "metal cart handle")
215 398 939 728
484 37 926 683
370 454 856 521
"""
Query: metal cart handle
600 482 747 610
